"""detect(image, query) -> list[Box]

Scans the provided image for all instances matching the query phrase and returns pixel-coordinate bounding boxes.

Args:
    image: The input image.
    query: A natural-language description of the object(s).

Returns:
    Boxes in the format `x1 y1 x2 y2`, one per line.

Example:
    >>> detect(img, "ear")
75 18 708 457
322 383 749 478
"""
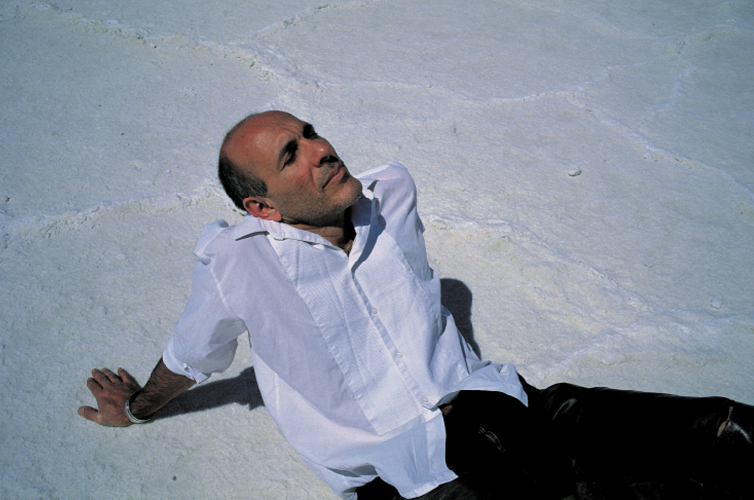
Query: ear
243 197 282 221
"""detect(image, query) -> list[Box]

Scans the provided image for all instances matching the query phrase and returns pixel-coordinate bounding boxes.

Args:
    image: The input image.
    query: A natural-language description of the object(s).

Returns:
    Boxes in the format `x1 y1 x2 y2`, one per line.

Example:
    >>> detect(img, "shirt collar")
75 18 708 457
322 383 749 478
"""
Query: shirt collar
232 215 330 245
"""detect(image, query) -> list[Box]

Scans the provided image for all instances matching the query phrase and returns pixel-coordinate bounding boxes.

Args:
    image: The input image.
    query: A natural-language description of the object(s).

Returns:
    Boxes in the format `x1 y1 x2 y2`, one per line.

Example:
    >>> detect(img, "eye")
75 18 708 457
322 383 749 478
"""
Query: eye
283 142 298 166
282 124 318 167
285 149 297 166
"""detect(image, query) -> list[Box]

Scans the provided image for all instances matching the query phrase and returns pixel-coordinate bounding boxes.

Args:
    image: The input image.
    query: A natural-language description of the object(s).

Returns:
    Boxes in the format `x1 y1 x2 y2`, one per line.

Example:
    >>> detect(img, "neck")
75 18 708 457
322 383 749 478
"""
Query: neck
287 208 356 254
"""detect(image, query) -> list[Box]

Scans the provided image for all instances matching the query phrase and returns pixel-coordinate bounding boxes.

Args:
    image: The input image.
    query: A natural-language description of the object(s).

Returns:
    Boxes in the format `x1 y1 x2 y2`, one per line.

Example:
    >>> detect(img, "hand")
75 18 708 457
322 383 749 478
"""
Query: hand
78 367 141 427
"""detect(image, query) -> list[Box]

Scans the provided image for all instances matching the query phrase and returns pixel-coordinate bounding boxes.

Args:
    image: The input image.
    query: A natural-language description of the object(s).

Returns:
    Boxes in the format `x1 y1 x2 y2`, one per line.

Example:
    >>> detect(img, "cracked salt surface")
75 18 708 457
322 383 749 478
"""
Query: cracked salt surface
1 0 753 498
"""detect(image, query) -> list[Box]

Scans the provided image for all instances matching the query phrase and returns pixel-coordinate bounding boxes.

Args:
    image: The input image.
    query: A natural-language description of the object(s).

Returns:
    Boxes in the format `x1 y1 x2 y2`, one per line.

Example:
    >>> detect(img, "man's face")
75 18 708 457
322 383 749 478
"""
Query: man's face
226 111 362 227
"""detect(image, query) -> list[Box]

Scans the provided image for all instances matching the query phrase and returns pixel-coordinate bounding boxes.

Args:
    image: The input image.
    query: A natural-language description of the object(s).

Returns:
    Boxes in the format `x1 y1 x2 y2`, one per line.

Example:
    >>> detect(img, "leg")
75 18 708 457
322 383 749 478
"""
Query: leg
526 382 754 499
441 390 575 499
357 390 575 500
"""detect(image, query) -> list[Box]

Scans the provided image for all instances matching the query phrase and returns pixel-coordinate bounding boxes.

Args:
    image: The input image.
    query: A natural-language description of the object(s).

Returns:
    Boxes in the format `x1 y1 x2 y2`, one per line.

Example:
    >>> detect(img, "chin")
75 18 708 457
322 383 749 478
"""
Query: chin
344 177 363 207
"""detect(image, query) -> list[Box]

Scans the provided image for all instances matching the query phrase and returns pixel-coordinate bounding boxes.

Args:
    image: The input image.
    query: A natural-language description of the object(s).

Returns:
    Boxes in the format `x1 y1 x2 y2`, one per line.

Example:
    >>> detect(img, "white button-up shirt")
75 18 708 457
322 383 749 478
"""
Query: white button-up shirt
163 162 526 498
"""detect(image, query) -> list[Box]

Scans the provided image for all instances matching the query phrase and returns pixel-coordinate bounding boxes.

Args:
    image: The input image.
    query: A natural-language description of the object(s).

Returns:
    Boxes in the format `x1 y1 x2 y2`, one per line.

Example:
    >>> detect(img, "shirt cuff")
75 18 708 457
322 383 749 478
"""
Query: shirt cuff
162 341 210 383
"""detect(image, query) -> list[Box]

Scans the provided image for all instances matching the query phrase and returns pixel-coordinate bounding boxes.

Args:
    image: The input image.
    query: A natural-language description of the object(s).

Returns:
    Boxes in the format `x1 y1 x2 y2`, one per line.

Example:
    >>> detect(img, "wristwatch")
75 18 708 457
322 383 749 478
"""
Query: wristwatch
124 391 153 424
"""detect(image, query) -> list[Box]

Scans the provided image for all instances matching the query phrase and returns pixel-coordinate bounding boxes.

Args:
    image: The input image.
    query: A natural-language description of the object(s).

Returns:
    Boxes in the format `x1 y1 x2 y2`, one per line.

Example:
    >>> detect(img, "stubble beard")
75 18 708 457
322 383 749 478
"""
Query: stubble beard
309 175 363 227
282 175 363 229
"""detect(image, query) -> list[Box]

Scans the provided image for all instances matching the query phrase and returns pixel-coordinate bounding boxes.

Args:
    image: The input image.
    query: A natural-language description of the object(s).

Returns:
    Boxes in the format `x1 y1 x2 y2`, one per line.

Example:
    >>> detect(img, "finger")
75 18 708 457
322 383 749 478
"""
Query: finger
101 367 121 384
118 367 136 385
91 369 113 387
86 376 102 393
91 368 106 383
78 405 100 423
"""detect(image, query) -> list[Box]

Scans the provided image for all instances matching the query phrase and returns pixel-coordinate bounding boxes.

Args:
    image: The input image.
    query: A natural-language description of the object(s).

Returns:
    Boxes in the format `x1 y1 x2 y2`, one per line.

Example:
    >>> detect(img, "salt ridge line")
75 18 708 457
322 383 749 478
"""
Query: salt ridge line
16 2 369 91
564 67 754 202
12 2 697 105
253 15 748 99
0 185 228 247
560 57 754 203
23 0 745 130
580 107 754 203
12 3 275 83
253 1 381 38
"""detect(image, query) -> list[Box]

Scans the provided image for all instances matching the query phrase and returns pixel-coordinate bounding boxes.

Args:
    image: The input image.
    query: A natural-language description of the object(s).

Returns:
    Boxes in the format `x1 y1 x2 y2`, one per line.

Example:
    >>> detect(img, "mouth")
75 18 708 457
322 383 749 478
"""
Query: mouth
322 161 346 188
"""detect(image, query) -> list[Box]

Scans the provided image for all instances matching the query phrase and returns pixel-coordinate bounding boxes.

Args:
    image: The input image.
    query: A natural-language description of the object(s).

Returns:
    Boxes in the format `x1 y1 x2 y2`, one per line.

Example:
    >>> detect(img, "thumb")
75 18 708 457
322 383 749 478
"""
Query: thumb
78 405 99 423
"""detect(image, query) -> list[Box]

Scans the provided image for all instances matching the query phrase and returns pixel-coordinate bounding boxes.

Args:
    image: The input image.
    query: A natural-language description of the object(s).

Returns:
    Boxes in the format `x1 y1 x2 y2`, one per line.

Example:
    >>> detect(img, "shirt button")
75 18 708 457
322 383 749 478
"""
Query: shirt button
422 397 429 404
371 308 378 315
396 352 404 359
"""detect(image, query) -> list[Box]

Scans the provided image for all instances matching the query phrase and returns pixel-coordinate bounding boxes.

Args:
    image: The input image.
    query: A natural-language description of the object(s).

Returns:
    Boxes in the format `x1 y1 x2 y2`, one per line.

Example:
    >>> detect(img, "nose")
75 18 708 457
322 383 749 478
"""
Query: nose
303 138 335 167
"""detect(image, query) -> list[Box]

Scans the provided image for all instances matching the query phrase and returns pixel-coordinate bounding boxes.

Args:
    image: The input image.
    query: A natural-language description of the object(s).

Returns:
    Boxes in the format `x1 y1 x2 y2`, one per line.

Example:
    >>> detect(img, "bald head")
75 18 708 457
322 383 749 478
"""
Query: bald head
218 112 274 210
222 111 294 166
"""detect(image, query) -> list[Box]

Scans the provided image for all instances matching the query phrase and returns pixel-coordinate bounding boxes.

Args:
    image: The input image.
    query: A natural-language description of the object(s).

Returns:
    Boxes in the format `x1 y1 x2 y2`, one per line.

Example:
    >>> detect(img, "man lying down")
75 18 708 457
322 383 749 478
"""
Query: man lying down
79 111 754 500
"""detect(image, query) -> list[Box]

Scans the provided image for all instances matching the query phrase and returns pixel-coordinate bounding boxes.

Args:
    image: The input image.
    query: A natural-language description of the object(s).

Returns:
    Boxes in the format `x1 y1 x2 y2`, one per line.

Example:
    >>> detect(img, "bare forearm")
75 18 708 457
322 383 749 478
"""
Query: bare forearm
129 358 196 419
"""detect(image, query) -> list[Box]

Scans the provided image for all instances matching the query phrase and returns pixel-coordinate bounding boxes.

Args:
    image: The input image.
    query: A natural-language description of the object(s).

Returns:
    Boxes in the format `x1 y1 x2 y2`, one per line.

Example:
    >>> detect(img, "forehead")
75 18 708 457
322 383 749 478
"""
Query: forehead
225 111 305 169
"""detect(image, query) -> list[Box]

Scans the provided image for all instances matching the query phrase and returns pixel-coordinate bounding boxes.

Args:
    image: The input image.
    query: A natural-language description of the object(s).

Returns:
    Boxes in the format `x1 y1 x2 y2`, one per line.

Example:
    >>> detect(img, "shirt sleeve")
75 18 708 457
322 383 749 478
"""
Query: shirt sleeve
362 162 432 282
163 220 248 383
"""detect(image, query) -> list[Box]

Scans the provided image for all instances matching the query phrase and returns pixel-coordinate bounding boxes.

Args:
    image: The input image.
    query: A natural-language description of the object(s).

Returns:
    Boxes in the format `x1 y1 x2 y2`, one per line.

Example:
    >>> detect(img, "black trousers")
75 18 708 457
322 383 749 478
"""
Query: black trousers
356 383 754 500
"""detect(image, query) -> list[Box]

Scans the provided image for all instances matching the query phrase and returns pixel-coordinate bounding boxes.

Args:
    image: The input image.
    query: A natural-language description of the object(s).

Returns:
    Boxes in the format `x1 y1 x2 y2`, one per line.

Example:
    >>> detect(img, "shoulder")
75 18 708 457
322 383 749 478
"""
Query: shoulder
357 161 414 186
357 161 411 181
356 162 425 235
193 218 269 263
194 219 232 260
357 162 417 201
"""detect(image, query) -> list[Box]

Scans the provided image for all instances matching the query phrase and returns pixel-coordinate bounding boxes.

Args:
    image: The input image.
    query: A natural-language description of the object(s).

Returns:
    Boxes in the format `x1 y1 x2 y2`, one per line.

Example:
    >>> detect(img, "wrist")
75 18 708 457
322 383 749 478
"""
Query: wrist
124 390 154 424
